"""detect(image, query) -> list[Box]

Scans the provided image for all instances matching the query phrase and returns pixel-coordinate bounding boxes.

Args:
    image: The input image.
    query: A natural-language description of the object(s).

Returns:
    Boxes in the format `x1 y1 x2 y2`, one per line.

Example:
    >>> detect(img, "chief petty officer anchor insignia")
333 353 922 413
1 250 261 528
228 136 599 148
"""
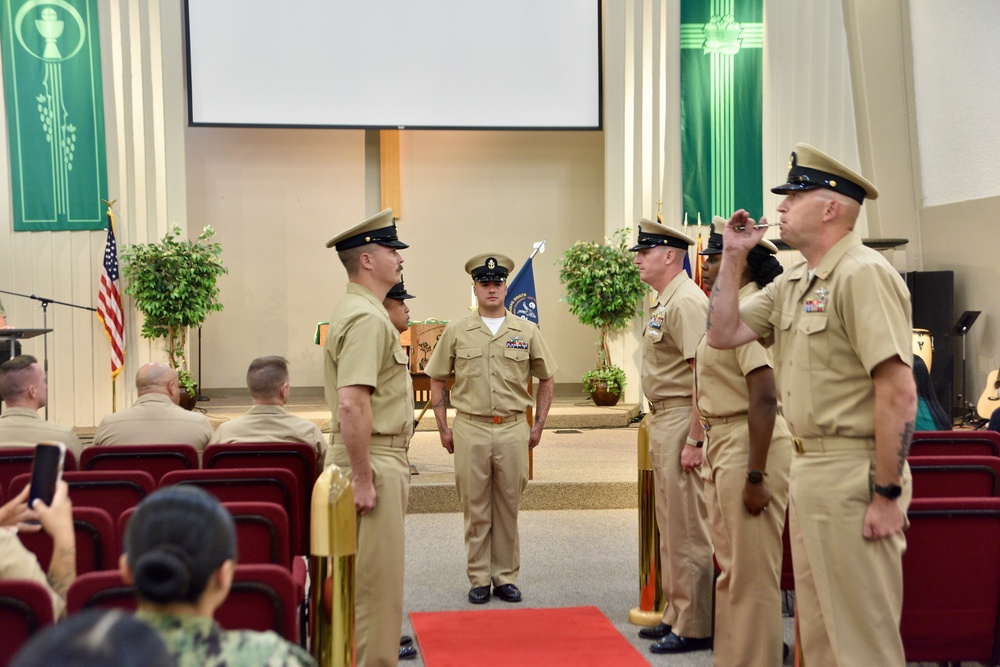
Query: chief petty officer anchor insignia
805 286 828 313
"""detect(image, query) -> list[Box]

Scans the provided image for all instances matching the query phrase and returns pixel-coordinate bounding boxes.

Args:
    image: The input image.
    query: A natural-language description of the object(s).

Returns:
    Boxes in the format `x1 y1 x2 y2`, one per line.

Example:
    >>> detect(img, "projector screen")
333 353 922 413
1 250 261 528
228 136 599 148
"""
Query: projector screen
184 0 602 130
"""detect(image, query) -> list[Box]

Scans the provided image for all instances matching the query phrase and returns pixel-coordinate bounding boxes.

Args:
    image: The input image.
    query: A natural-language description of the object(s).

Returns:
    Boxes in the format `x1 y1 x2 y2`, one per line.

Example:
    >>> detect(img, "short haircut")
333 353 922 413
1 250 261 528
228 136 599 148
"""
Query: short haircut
246 355 290 399
0 354 39 400
11 608 173 667
337 245 367 275
124 486 237 605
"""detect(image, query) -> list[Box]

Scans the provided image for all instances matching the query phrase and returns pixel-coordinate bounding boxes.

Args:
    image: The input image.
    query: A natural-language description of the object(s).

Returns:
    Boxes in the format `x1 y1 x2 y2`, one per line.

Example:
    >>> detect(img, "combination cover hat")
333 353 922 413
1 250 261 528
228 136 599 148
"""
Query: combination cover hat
629 218 695 252
326 208 409 251
770 143 878 204
386 277 416 300
465 254 515 282
699 217 778 256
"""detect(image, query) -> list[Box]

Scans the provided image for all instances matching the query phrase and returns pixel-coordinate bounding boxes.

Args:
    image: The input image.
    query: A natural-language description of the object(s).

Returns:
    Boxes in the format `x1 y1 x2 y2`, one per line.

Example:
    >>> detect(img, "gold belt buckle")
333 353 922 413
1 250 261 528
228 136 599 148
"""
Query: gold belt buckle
793 437 804 454
698 417 710 432
493 416 506 424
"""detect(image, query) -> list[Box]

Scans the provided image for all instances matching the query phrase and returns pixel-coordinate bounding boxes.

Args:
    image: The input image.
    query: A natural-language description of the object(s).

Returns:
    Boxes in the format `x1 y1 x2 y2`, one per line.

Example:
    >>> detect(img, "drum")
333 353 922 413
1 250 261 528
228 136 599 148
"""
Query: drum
912 329 933 371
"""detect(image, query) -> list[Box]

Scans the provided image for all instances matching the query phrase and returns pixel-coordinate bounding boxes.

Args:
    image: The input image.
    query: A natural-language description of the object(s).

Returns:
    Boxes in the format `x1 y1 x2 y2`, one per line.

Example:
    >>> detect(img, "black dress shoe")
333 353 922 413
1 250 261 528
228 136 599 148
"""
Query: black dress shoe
468 585 491 604
638 623 672 640
400 636 412 646
399 645 417 660
649 633 712 654
493 583 522 603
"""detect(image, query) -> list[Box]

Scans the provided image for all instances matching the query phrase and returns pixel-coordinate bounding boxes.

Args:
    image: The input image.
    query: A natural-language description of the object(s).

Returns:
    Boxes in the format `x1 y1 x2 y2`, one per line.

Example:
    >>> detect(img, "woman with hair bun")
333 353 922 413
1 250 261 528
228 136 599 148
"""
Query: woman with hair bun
691 219 793 664
121 486 315 667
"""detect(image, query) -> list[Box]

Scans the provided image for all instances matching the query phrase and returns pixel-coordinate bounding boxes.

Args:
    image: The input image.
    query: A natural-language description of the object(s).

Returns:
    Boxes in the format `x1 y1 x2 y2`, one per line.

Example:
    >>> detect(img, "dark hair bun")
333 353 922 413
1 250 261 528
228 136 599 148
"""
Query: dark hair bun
749 253 784 288
132 545 194 603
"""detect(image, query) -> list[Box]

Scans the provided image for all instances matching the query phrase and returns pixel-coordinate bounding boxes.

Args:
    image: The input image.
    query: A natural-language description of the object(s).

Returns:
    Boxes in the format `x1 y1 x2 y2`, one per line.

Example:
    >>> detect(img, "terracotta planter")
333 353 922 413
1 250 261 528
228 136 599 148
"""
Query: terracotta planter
590 382 621 407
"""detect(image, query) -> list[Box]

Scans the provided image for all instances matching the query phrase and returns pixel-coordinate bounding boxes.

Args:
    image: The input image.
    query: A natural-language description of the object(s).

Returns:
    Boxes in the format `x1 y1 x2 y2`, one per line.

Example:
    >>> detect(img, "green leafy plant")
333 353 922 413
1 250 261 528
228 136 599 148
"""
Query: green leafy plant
558 228 645 395
581 362 628 396
121 224 227 396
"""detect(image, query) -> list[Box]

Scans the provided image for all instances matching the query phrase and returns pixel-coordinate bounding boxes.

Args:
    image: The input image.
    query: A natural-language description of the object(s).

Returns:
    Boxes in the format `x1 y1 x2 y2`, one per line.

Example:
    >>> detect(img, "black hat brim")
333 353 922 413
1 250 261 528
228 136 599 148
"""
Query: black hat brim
376 239 409 249
628 242 659 252
698 247 723 256
771 182 821 195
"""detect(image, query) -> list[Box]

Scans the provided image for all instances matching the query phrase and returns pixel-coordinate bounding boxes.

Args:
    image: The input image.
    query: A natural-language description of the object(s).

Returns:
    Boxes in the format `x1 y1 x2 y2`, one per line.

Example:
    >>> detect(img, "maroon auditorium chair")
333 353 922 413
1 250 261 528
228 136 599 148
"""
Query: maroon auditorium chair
0 580 55 667
908 455 1000 498
18 506 117 574
909 430 1000 457
79 444 198 484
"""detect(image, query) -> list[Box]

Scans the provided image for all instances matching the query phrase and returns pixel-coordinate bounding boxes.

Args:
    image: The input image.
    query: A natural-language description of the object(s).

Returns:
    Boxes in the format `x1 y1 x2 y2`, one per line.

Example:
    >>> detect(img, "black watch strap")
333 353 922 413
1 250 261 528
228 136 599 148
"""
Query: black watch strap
874 483 902 500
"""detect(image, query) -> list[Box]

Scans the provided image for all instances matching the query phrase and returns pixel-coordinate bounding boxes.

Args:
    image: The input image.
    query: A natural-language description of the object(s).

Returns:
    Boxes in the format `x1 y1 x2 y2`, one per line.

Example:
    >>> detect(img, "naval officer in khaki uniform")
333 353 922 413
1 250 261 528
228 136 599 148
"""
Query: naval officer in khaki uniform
0 355 83 459
696 220 792 666
706 144 916 666
208 356 328 470
425 254 556 605
324 208 413 667
93 363 213 452
630 220 713 654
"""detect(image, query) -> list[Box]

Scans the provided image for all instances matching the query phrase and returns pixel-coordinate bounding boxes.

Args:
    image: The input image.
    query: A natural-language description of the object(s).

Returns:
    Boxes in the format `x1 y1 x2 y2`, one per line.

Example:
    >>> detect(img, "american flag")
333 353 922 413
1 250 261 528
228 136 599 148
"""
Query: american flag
97 202 125 378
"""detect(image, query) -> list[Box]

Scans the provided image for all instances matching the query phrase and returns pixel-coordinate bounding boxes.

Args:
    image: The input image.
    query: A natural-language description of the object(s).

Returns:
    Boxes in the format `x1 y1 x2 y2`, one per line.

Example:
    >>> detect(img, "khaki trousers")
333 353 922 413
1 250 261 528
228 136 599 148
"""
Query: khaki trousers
331 442 410 667
453 416 529 586
789 448 911 667
649 406 713 638
703 417 792 666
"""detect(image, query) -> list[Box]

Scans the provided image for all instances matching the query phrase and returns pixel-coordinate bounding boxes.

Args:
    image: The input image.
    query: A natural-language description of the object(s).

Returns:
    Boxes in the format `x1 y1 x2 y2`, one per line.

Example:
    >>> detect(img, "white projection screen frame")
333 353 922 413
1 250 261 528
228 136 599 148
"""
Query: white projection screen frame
184 0 602 130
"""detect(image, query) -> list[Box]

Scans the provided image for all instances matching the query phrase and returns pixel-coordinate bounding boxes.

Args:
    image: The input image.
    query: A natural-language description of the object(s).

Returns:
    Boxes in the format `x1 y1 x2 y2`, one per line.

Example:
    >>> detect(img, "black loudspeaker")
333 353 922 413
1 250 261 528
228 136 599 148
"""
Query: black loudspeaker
905 271 955 417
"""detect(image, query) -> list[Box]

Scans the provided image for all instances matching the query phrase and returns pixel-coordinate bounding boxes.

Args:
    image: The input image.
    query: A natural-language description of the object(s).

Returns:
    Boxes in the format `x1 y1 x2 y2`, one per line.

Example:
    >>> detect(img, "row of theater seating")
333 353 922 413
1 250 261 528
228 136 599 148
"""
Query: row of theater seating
0 443 318 665
899 430 1000 665
0 442 319 554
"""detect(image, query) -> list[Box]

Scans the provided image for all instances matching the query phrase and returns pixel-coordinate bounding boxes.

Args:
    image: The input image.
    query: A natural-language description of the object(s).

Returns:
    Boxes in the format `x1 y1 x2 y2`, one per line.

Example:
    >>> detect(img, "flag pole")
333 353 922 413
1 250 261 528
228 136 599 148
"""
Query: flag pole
528 239 546 261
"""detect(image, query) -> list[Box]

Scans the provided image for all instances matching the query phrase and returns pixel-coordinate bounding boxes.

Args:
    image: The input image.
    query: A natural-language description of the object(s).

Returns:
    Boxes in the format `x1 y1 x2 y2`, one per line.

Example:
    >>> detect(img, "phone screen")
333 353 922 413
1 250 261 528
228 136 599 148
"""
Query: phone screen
28 442 65 507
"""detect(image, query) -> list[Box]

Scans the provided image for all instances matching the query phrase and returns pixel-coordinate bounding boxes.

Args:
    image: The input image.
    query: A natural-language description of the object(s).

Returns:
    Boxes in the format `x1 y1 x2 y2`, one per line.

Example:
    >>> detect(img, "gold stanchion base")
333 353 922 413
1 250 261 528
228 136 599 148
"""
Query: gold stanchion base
628 608 663 626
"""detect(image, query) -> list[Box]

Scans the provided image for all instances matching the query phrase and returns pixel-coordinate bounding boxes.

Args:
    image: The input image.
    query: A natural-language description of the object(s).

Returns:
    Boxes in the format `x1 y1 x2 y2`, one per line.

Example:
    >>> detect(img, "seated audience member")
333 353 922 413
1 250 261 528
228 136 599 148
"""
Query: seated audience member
93 363 212 451
122 486 315 667
0 355 83 459
988 408 1000 433
208 356 327 469
0 481 76 617
11 608 172 667
913 356 951 431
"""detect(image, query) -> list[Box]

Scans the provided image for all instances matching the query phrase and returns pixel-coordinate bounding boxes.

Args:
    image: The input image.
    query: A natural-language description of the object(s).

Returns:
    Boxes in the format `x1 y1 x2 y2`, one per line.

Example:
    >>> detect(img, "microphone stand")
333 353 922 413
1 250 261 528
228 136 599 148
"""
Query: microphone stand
0 288 96 419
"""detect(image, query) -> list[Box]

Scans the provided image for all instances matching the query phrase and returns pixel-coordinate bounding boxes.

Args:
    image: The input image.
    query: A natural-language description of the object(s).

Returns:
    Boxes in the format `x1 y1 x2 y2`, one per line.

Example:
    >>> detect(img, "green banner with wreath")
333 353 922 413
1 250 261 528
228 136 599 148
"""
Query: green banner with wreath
1 0 108 231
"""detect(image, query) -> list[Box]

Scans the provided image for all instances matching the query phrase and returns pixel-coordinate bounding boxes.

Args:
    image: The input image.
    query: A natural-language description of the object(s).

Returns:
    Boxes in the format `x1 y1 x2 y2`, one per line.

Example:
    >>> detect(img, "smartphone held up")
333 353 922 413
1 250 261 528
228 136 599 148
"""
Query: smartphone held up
28 441 66 508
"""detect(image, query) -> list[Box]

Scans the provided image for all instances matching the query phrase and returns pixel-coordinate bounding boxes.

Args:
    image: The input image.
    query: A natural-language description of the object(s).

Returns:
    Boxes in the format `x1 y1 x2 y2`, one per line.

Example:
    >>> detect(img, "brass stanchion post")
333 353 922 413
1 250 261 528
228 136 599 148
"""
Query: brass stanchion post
629 413 665 625
309 465 356 667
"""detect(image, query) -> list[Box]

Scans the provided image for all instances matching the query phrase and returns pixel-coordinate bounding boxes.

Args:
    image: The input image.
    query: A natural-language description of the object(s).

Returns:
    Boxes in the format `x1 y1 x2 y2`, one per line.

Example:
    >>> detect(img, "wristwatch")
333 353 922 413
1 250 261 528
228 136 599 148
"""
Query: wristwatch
685 437 704 449
746 470 765 484
874 483 902 500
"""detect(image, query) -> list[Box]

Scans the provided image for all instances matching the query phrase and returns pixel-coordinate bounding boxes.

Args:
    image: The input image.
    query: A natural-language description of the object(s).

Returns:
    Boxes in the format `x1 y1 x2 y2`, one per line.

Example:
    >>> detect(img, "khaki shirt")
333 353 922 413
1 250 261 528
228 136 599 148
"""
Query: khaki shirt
641 273 709 402
93 394 213 451
695 283 773 418
324 283 413 438
740 232 912 438
425 311 556 417
208 404 328 463
0 407 83 460
0 527 63 617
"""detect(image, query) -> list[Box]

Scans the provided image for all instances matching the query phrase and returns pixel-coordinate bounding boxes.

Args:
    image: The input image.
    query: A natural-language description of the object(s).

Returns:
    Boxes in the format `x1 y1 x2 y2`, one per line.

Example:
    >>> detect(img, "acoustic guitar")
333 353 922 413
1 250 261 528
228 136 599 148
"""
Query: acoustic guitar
976 365 1000 420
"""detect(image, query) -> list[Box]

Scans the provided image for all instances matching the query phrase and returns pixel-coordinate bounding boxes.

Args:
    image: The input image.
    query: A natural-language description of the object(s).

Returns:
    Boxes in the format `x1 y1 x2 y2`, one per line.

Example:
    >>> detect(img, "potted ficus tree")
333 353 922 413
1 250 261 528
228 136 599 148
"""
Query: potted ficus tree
121 224 227 409
558 228 645 406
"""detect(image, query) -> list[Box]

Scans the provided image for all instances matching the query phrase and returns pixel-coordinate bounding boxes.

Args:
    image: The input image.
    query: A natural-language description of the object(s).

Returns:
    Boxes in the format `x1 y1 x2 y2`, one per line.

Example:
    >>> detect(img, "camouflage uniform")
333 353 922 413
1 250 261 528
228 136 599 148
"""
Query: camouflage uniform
135 610 315 667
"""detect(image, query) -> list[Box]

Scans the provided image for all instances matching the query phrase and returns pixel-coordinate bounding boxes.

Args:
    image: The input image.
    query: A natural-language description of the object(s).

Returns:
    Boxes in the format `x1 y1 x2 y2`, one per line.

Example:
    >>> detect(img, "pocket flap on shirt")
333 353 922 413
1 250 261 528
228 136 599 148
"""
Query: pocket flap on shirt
456 347 484 361
796 314 828 335
393 349 409 365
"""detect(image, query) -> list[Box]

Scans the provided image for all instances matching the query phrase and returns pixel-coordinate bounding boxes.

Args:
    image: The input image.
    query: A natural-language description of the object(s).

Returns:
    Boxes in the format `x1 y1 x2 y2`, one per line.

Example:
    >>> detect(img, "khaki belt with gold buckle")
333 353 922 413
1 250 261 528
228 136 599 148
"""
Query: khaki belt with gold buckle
792 436 874 454
458 412 524 425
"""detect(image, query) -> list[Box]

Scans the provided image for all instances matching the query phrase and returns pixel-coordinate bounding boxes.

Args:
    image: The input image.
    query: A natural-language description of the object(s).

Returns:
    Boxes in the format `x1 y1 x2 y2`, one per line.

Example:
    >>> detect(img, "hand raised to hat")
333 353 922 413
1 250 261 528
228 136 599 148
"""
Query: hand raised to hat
723 210 768 255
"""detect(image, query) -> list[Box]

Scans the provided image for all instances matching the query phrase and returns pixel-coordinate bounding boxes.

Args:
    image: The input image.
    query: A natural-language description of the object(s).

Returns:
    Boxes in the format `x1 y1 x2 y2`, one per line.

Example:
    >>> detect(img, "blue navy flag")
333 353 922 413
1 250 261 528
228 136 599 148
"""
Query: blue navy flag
505 256 540 326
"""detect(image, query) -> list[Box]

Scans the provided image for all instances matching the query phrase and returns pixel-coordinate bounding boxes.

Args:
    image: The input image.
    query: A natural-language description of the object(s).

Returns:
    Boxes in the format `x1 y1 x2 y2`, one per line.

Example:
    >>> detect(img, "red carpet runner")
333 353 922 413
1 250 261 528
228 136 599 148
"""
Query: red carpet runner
410 605 650 666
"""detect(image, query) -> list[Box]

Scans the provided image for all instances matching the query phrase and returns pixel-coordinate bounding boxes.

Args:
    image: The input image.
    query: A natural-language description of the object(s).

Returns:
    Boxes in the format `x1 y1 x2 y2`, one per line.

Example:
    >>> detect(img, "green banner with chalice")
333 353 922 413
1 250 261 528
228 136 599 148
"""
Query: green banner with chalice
1 0 108 231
